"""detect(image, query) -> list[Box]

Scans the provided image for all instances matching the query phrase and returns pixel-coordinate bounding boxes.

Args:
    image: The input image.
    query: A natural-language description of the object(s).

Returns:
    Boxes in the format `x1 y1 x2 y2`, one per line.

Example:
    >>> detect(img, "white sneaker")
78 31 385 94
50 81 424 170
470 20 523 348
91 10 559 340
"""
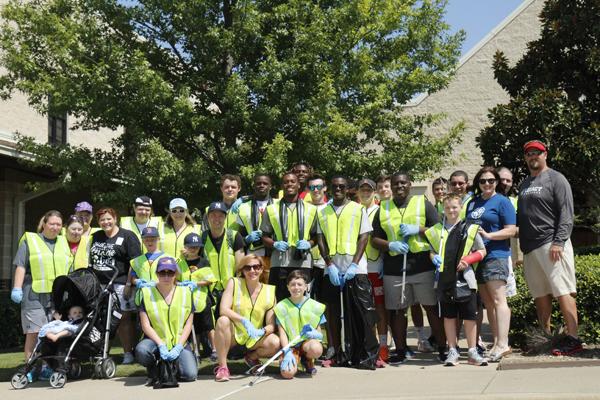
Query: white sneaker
445 347 459 366
122 352 135 365
418 339 434 353
468 348 488 366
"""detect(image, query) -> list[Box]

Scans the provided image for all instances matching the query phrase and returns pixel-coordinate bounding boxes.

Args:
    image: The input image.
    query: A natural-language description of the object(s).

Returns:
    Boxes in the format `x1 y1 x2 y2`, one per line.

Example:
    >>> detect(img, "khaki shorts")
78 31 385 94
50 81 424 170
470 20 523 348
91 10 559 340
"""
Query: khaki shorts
383 271 436 310
523 240 576 298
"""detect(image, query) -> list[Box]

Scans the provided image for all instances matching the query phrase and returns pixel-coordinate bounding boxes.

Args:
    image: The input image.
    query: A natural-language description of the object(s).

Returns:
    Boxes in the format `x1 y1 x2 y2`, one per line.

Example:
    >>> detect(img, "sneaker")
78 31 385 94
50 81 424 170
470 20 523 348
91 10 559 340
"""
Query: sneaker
214 366 230 382
405 348 415 360
244 354 262 369
489 346 512 362
418 339 434 353
301 356 317 375
122 351 135 365
437 347 447 363
445 347 459 366
39 365 53 381
552 336 583 356
378 344 389 362
476 343 486 357
387 353 406 366
26 371 35 383
468 348 488 366
375 358 387 368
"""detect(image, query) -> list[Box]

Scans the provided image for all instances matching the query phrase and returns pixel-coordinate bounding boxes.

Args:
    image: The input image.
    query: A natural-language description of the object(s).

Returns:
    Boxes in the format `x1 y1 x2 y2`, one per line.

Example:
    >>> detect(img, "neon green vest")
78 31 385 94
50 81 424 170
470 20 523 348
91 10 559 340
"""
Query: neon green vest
509 195 518 212
176 258 216 314
120 216 164 252
424 222 480 272
204 205 239 231
459 194 473 220
161 224 200 257
131 252 174 306
265 201 317 245
365 205 381 261
203 229 237 291
317 202 363 256
25 233 71 294
274 297 326 341
69 233 90 271
231 278 276 348
141 286 193 349
237 199 277 251
379 196 430 255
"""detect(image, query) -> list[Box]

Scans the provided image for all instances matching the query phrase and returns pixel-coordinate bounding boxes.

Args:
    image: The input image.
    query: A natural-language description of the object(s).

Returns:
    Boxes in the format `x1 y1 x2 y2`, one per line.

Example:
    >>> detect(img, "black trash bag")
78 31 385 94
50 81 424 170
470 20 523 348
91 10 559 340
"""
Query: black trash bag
153 359 179 389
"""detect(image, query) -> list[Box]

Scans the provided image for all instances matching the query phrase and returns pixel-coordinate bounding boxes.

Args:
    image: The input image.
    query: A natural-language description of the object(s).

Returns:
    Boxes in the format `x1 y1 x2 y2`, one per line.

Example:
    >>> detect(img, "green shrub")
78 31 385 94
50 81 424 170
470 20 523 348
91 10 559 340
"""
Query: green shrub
574 245 600 256
0 297 24 351
508 254 600 349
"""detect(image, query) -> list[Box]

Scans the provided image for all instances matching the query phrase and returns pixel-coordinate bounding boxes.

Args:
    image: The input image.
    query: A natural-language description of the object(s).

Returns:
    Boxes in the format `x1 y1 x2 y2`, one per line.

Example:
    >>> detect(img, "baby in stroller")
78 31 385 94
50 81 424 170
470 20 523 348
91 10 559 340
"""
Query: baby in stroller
39 305 84 343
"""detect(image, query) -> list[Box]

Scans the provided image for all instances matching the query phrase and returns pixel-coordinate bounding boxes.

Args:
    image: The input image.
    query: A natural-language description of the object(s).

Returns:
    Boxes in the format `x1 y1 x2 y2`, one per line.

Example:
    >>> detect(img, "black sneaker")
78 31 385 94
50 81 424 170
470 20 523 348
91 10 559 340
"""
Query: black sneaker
476 343 486 357
387 353 406 366
552 335 583 356
437 347 447 363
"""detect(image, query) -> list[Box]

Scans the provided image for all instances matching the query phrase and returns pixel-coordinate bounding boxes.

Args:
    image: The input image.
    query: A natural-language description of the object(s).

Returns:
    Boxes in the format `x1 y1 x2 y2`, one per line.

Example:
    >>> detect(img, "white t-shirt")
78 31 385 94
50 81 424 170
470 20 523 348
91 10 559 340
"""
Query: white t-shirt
365 204 383 274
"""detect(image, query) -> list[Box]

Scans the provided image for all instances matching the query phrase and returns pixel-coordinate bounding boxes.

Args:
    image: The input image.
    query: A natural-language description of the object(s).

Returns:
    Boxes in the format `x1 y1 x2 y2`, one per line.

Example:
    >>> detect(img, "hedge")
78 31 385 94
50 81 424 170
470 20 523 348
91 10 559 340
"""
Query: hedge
508 254 600 349
0 297 24 351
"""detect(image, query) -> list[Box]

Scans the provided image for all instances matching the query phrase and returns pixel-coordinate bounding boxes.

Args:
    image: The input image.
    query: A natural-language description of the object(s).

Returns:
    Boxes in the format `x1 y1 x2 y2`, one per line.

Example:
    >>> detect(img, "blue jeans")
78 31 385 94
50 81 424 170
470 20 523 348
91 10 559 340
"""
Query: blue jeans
135 338 198 381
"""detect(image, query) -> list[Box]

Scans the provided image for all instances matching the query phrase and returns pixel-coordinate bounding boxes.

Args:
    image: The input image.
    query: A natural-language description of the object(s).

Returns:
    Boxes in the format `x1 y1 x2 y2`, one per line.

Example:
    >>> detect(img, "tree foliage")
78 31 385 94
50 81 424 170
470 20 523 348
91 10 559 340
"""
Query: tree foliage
478 0 600 219
1 0 464 208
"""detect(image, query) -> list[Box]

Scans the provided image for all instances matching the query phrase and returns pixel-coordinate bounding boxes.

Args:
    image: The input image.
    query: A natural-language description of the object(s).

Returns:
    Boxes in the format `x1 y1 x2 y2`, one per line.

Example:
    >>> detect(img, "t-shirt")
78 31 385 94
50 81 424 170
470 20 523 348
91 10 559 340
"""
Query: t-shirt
372 195 439 277
465 193 515 260
89 228 142 284
316 203 372 274
206 230 245 254
365 204 383 274
517 168 574 254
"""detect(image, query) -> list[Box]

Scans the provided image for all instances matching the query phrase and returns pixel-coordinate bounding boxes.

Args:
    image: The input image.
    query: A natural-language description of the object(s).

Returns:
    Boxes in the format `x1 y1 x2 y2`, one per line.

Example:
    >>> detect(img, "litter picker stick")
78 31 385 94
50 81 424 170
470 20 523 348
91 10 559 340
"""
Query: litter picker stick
401 252 407 302
247 334 303 385
434 215 446 289
191 326 201 363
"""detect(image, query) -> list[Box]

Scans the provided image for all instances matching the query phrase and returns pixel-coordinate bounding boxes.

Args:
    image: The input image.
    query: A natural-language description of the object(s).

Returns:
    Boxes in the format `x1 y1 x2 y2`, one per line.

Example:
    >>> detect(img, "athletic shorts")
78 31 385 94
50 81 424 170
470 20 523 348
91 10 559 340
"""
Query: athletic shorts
367 273 385 306
383 271 436 310
523 240 576 298
20 282 54 334
319 273 343 305
194 297 215 333
440 291 478 321
476 257 509 284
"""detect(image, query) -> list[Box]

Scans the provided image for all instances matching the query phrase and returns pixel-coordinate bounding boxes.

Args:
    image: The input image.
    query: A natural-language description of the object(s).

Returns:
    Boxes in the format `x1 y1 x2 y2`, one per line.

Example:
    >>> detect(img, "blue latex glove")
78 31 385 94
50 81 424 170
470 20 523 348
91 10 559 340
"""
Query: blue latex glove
166 344 184 361
301 324 323 340
295 240 311 251
177 280 197 291
344 262 359 281
388 241 409 254
241 318 265 339
273 241 290 252
327 264 341 286
280 348 297 372
230 197 244 214
432 255 442 269
10 287 23 304
245 230 262 244
399 224 420 237
158 344 170 360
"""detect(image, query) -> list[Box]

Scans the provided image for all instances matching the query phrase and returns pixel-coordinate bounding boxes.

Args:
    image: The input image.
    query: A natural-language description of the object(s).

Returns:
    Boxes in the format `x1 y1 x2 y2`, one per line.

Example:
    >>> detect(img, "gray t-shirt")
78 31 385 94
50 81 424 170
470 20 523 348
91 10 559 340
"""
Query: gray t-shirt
13 234 57 275
517 168 574 254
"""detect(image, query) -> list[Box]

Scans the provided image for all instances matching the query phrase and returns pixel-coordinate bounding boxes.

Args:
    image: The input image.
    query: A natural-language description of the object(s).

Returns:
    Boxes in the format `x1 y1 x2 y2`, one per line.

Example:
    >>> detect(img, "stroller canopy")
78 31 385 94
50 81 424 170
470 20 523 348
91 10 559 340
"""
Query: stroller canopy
52 268 102 316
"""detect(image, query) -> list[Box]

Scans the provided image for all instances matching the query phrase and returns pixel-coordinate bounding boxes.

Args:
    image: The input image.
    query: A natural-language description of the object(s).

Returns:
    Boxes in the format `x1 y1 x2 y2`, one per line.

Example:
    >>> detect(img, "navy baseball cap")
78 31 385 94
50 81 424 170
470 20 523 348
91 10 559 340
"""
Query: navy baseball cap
184 232 202 247
156 257 177 273
141 226 159 238
207 201 228 214
134 196 153 207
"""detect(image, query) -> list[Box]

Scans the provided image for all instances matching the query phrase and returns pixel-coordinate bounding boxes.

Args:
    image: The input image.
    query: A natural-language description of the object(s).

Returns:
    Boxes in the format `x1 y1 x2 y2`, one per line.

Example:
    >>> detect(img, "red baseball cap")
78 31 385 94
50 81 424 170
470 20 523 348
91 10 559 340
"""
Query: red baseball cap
523 140 546 153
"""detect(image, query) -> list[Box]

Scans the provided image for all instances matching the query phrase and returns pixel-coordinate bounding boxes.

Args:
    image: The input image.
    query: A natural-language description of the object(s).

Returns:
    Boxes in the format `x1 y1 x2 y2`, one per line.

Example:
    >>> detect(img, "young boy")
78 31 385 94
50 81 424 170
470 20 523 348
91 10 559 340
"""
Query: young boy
274 270 326 378
425 193 488 366
38 305 84 342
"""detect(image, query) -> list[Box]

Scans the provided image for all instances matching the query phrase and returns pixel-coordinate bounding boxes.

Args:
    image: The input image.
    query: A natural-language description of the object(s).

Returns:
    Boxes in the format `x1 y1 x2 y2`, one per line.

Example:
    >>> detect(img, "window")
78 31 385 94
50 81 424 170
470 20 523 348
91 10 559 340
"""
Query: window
48 112 67 145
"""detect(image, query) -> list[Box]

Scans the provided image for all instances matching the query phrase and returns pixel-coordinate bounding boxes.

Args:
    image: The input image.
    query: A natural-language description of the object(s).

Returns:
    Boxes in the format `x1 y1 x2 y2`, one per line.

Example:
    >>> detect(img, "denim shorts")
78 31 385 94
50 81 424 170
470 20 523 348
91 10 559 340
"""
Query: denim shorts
476 257 509 284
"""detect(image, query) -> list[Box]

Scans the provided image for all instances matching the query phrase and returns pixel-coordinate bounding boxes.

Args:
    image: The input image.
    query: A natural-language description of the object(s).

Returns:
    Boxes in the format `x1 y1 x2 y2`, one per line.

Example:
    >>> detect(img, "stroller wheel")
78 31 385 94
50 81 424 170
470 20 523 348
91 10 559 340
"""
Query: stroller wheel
11 372 29 389
49 372 67 388
68 361 82 380
101 358 116 379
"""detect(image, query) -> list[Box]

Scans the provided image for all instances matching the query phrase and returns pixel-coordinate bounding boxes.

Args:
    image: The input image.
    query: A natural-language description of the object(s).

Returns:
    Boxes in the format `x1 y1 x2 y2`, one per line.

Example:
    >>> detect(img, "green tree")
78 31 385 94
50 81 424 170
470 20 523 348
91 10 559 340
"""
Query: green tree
478 0 600 222
1 0 464 208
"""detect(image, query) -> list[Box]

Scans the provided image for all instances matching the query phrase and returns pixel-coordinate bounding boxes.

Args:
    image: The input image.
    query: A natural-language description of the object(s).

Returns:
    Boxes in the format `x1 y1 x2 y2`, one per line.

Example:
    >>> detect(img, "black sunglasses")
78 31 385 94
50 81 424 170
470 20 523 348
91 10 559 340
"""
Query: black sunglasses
479 178 497 185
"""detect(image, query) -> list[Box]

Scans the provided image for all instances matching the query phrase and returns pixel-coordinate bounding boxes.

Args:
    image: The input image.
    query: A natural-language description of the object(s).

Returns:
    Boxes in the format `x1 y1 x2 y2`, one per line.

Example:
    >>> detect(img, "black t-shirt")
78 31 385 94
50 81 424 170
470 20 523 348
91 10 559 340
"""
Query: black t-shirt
206 230 245 254
372 196 439 276
186 257 210 269
90 228 142 284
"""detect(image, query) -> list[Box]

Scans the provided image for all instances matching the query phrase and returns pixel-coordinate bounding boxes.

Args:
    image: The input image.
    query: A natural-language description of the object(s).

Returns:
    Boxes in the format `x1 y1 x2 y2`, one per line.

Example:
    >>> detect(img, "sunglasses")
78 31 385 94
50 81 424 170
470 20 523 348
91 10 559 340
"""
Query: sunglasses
479 178 497 185
308 184 324 191
450 181 466 186
170 208 186 213
243 264 263 272
331 184 347 189
157 270 176 277
525 149 543 157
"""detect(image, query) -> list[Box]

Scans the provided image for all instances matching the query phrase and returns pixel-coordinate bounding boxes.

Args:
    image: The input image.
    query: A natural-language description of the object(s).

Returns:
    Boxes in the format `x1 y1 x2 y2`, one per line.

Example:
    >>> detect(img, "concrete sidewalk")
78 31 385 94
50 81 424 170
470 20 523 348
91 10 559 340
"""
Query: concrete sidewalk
6 363 600 400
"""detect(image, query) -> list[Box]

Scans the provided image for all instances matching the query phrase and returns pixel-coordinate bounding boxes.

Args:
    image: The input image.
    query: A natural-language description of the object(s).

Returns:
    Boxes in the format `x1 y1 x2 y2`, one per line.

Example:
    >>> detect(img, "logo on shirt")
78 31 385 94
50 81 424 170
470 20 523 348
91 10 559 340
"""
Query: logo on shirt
470 207 485 220
521 186 543 196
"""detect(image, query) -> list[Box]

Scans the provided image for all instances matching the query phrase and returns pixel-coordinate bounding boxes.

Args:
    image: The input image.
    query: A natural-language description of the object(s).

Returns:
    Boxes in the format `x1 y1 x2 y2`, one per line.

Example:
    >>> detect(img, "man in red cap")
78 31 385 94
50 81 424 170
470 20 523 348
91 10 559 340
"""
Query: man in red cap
517 140 582 355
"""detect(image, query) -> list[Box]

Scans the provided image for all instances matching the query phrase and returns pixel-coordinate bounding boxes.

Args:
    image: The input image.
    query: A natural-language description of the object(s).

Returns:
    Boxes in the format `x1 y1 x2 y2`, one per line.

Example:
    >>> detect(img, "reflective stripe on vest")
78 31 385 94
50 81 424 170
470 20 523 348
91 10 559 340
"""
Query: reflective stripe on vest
365 205 380 261
26 232 71 294
273 297 325 341
510 196 518 212
161 224 200 256
132 253 173 306
425 223 480 272
120 216 164 252
70 233 90 271
238 200 277 251
266 202 317 244
231 278 276 348
459 194 473 220
379 196 430 255
190 266 216 313
204 230 236 291
141 285 192 349
317 202 362 256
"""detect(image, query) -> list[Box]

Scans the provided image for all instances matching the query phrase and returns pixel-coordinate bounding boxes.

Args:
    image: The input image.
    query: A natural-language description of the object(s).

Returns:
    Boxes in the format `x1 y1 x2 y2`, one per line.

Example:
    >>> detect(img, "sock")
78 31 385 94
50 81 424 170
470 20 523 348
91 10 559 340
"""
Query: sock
379 334 387 346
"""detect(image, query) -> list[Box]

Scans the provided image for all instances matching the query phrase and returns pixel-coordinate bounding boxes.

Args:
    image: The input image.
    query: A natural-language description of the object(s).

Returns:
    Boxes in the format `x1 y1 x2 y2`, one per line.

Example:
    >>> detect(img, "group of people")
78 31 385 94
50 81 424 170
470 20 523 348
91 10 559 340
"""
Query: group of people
10 139 583 385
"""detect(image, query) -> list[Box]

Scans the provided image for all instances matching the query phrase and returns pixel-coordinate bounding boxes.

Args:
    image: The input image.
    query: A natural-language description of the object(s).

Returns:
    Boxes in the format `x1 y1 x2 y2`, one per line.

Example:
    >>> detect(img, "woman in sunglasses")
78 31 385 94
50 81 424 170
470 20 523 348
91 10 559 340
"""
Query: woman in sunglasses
465 166 516 362
135 257 197 384
213 254 279 382
162 198 201 257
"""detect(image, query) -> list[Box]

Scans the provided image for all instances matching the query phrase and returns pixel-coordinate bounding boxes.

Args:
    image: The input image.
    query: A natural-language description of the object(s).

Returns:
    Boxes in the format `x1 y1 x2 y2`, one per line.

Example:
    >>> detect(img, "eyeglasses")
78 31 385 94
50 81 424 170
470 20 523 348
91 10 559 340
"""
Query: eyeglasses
170 208 186 213
479 178 497 185
243 264 263 272
308 184 324 191
331 184 346 189
525 149 543 157
450 181 466 186
157 271 176 277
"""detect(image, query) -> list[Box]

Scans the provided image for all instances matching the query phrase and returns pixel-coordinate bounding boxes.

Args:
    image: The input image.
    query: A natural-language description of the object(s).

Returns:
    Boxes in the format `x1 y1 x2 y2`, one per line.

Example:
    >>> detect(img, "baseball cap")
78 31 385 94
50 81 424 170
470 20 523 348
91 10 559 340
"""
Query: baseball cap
169 198 188 210
523 140 546 153
134 196 153 207
141 226 159 238
357 178 376 190
184 232 202 247
156 257 177 273
207 201 228 214
74 201 93 213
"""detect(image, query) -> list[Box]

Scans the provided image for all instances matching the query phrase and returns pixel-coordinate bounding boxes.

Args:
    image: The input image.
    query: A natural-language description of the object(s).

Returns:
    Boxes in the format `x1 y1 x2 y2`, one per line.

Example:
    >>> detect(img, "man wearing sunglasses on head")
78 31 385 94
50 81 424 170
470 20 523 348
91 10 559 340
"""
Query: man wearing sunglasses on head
518 140 581 356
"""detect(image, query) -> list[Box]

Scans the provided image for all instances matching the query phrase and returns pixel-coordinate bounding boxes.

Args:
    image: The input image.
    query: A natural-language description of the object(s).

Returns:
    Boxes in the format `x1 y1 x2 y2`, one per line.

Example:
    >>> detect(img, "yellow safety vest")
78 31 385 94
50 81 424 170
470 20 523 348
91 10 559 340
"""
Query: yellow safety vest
231 277 276 348
365 205 381 262
60 227 101 236
273 297 326 341
120 216 164 252
131 252 175 306
459 194 473 220
68 234 91 271
161 224 201 257
265 201 317 245
379 196 430 255
25 232 71 294
424 222 480 272
176 258 216 314
203 229 237 291
317 202 363 256
509 195 518 212
204 205 239 231
237 199 277 251
140 286 193 349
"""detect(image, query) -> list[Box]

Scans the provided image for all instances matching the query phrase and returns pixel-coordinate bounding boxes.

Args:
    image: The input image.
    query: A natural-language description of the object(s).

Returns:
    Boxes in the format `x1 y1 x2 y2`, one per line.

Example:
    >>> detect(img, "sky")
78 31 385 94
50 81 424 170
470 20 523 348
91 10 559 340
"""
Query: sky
444 0 526 56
